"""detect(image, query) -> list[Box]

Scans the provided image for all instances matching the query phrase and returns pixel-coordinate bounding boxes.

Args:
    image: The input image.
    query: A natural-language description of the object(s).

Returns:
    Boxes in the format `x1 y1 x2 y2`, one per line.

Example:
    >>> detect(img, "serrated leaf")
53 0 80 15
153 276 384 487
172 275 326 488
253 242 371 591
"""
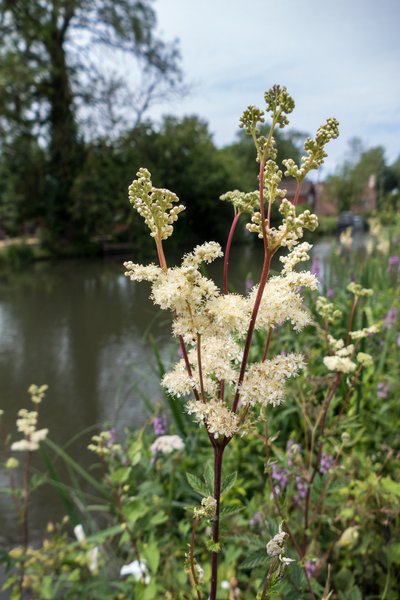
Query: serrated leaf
240 549 269 570
204 462 214 494
221 471 237 494
220 504 243 516
186 472 209 497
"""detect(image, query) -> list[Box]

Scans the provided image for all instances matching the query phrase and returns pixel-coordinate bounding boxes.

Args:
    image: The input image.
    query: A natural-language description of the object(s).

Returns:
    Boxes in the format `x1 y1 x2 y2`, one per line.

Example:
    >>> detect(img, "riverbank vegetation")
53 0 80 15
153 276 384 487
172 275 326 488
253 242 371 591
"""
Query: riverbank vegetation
1 86 399 599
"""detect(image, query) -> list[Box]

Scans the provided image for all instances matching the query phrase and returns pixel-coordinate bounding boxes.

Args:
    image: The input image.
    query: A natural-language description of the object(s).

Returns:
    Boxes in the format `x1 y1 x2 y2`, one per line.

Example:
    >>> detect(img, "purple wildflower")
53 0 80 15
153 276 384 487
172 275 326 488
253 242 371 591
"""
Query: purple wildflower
388 255 399 270
249 511 264 527
245 279 254 292
311 258 321 277
383 306 398 328
106 428 117 445
377 382 389 399
305 560 317 578
327 288 335 298
153 414 168 436
319 453 335 475
295 475 307 499
271 464 289 492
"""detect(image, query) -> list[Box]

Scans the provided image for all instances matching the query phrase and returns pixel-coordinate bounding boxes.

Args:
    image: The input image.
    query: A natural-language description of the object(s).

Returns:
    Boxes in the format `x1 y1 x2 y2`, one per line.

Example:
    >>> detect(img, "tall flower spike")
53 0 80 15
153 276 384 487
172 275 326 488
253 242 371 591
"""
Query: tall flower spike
284 117 340 181
128 168 185 241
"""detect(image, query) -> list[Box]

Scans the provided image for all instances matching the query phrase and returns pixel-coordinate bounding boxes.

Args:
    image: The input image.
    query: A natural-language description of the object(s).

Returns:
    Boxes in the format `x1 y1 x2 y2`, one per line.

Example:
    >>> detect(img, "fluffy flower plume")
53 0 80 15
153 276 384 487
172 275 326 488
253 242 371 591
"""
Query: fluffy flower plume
240 354 305 407
150 435 184 455
186 400 239 439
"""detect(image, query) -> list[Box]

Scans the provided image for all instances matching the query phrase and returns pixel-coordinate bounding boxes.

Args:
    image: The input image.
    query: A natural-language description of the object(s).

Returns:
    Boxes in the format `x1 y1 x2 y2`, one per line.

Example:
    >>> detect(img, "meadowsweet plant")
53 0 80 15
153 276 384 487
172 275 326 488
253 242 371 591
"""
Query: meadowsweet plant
123 85 340 599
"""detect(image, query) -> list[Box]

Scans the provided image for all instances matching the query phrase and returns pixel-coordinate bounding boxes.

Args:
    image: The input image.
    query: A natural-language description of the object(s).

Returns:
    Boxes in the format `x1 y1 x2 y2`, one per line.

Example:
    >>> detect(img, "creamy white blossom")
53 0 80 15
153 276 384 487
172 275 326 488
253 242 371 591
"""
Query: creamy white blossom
120 559 151 583
240 354 305 407
150 434 184 454
323 355 356 373
186 400 239 438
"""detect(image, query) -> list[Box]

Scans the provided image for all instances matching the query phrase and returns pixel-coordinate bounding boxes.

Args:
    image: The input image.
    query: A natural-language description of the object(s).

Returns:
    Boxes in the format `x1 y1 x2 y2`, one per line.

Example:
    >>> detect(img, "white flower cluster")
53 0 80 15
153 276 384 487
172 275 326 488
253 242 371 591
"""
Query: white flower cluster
323 341 356 374
150 434 184 455
162 336 242 398
88 431 121 457
186 399 239 439
10 385 49 452
240 354 305 407
349 324 380 340
193 496 217 519
251 273 316 333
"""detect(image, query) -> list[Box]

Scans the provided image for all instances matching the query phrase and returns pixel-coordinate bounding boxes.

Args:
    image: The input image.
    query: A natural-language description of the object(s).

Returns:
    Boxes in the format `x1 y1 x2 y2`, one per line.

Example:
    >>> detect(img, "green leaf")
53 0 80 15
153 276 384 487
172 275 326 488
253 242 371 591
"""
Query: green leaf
381 477 400 497
186 472 210 497
221 471 237 494
240 549 269 570
143 540 160 574
204 462 214 494
109 466 131 484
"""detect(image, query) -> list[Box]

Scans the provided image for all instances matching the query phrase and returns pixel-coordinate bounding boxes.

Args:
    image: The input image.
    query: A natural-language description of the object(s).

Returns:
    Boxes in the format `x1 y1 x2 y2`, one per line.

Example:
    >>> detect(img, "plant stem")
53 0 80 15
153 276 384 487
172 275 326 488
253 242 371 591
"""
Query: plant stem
232 252 272 413
210 444 224 600
345 296 359 345
223 211 241 294
303 373 340 553
262 327 273 362
189 519 203 600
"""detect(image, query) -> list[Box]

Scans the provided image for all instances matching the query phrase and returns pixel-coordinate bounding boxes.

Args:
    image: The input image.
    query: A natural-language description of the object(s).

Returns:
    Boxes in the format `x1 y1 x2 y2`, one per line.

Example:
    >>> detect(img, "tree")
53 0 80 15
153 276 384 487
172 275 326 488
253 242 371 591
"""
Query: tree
0 0 183 243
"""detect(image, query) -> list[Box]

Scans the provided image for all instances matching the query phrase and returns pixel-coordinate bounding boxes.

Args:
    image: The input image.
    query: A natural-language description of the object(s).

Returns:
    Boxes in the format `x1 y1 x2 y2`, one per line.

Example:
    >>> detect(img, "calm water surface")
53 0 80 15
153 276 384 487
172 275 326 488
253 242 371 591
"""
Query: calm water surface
0 239 342 544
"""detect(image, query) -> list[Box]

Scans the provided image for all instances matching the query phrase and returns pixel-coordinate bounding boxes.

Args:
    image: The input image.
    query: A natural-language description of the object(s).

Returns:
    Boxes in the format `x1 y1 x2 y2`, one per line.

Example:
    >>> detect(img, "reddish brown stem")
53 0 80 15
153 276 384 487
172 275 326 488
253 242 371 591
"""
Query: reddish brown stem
196 334 207 403
210 444 225 600
232 252 272 413
345 296 359 345
223 211 241 294
262 327 273 362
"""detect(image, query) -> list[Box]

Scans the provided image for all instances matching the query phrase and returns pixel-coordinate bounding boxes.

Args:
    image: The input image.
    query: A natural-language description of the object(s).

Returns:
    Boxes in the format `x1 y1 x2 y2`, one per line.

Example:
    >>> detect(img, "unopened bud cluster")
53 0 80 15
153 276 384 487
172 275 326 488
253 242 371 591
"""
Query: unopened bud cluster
128 168 185 240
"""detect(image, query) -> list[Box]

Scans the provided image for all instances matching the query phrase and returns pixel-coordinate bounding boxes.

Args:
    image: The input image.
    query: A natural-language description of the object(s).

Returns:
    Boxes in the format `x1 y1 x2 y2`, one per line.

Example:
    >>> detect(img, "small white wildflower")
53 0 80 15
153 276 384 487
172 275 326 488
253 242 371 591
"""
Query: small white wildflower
120 559 151 584
5 457 19 469
88 546 99 574
182 242 223 268
74 524 86 544
323 356 356 373
150 434 184 455
196 564 205 582
349 324 380 340
123 262 162 282
280 242 313 273
28 384 48 404
340 227 352 249
194 496 217 520
357 352 373 368
221 580 230 589
10 439 39 452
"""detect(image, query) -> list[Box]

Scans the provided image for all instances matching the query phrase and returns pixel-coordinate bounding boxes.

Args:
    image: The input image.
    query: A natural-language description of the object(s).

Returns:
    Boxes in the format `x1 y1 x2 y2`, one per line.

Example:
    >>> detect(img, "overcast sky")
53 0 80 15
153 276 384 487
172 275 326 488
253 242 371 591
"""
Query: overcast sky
144 0 400 175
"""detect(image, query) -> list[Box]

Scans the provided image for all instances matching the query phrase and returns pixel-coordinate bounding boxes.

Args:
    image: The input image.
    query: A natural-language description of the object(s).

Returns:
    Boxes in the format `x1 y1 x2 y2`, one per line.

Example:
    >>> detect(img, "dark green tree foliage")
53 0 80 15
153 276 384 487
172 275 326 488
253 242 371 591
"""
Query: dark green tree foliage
0 0 182 244
70 117 237 255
